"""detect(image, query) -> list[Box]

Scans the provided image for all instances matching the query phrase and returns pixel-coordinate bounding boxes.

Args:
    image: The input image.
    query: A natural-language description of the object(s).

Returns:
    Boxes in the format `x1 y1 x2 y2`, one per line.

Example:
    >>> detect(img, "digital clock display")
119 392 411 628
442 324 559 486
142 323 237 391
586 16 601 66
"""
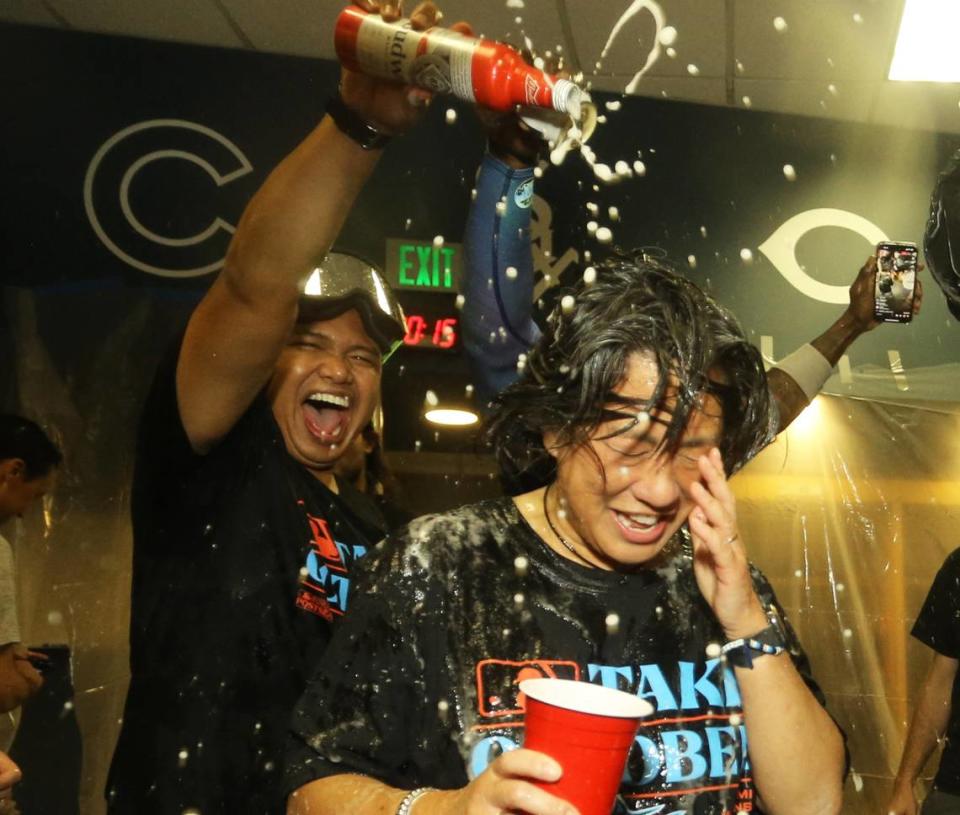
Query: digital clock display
402 314 458 350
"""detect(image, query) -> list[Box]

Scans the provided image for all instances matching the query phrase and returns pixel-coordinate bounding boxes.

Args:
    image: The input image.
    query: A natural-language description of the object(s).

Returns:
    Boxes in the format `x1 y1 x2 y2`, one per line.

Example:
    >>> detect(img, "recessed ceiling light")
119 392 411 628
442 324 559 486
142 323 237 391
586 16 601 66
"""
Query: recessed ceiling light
889 0 960 82
424 408 479 427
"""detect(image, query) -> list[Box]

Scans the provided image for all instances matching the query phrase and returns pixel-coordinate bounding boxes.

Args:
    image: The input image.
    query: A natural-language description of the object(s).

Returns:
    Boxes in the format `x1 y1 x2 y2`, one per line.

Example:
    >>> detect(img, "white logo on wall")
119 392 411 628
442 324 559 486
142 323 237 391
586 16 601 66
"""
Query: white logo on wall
83 119 253 278
759 208 888 304
531 194 578 300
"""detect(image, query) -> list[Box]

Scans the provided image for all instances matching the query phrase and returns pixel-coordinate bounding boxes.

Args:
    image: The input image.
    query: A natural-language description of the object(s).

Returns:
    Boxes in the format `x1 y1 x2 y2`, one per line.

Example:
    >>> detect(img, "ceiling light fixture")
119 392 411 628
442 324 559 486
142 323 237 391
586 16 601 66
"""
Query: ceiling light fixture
888 0 960 82
424 407 479 427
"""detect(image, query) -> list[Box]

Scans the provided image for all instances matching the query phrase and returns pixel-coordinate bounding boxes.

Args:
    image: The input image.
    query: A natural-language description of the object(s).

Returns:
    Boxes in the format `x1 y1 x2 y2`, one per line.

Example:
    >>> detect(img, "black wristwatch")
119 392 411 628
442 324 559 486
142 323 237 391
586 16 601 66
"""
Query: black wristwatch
325 93 392 151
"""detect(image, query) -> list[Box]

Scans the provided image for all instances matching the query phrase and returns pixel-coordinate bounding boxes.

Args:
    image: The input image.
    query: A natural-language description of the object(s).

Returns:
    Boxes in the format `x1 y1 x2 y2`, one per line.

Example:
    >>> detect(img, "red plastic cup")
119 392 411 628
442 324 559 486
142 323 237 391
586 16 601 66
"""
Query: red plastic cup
520 678 652 815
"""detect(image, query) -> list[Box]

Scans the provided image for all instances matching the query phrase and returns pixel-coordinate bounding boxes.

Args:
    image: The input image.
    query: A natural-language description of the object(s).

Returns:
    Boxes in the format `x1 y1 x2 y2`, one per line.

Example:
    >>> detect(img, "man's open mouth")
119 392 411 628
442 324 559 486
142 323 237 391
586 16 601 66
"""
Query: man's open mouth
302 392 351 443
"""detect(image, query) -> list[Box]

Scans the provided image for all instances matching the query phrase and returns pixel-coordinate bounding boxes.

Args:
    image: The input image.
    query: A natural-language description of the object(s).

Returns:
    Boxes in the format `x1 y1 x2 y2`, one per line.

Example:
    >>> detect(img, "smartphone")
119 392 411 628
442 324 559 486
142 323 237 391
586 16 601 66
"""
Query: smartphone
27 653 53 674
874 241 919 323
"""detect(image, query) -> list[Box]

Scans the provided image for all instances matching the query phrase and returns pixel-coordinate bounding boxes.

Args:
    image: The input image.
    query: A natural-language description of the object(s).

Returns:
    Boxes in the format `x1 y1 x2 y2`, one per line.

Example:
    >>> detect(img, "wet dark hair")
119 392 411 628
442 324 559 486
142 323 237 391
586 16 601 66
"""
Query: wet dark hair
0 414 63 480
484 254 772 493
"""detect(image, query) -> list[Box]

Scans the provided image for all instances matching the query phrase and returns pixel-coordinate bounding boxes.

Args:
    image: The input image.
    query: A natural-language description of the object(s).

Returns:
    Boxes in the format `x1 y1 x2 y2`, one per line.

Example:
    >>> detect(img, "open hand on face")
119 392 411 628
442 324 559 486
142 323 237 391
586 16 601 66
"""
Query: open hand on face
687 448 768 640
340 1 473 135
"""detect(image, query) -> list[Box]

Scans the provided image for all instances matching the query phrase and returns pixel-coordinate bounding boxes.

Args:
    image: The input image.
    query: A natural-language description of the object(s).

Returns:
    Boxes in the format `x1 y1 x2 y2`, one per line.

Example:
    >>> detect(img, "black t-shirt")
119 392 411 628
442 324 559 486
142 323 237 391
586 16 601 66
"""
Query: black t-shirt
912 548 960 795
287 497 829 814
106 340 388 814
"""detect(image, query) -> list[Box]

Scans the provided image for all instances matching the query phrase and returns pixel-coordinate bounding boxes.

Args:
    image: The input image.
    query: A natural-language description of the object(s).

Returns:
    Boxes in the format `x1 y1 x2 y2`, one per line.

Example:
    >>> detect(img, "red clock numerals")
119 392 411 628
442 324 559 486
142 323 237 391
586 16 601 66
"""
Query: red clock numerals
403 315 458 349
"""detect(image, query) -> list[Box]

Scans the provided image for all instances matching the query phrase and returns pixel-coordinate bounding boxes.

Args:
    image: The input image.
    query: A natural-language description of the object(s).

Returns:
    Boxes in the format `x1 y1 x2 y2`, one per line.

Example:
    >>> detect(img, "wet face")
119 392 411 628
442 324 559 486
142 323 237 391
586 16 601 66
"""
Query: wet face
547 352 723 570
0 461 56 525
267 310 382 482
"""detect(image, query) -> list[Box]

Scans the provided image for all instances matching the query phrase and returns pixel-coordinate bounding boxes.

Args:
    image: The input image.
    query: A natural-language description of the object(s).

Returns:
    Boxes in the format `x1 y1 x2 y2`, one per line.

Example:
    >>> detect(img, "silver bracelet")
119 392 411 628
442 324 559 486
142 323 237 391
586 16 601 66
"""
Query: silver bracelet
396 787 436 815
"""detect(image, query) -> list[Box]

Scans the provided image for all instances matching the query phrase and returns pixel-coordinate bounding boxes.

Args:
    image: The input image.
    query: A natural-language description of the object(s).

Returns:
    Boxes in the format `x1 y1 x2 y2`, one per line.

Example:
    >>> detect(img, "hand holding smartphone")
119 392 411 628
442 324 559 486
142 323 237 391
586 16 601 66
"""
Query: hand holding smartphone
874 241 919 323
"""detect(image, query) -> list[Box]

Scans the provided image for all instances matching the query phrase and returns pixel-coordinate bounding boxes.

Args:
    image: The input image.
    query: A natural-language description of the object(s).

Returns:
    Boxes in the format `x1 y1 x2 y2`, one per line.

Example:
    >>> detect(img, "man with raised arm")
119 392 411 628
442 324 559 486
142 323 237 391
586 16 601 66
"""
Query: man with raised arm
105 3 460 812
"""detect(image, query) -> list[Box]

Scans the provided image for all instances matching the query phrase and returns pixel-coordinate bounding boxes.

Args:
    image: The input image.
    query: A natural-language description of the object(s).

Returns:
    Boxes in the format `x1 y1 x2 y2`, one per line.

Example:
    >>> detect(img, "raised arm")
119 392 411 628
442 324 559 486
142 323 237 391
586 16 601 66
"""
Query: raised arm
887 653 958 815
769 256 924 432
461 119 544 409
177 1 444 453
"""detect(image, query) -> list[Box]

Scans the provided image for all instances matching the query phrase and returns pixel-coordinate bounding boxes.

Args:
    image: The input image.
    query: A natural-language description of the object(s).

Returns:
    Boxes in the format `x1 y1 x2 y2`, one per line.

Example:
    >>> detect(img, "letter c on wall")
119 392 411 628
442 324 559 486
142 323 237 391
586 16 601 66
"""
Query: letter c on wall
83 119 253 278
759 208 888 304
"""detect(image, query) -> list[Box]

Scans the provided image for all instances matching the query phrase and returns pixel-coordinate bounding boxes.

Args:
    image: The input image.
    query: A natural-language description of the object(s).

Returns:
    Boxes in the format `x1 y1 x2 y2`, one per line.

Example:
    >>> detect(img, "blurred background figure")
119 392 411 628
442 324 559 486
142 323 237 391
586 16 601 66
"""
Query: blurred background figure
888 549 960 815
0 416 60 725
925 149 960 321
0 415 61 814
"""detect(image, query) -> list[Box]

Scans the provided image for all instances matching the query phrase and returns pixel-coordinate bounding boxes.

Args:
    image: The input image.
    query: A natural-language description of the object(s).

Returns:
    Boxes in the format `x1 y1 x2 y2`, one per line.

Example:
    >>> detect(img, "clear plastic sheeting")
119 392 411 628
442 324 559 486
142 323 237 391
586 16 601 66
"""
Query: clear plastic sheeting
4 280 960 815
737 393 960 811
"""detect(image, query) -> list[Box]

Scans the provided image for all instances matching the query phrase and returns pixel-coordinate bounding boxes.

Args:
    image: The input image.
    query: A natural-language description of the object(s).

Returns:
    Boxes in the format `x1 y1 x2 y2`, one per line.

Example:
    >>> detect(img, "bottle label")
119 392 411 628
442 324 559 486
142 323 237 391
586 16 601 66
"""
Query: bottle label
355 16 477 103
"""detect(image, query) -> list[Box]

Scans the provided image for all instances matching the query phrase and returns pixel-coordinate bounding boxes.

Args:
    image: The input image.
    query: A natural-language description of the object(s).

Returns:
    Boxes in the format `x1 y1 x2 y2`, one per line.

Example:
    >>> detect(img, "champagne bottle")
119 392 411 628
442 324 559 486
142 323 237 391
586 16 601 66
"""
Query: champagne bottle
334 5 584 118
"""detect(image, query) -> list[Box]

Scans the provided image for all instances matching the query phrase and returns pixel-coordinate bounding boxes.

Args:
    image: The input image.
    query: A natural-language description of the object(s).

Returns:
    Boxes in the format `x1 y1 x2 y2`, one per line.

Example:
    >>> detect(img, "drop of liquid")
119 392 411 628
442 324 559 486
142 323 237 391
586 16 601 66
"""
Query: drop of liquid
514 555 529 577
605 613 620 635
740 248 754 263
425 390 439 406
687 255 697 269
433 235 444 248
686 64 700 76
659 25 678 46
505 266 518 279
445 108 457 125
773 16 788 32
595 226 613 244
783 164 797 181
583 266 597 285
633 160 647 176
741 95 752 108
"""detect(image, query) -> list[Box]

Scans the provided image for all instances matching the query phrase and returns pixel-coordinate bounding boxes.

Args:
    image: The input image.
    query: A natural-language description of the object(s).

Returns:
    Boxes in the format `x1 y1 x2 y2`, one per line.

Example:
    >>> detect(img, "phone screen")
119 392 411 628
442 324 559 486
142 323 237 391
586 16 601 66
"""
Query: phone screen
874 242 918 323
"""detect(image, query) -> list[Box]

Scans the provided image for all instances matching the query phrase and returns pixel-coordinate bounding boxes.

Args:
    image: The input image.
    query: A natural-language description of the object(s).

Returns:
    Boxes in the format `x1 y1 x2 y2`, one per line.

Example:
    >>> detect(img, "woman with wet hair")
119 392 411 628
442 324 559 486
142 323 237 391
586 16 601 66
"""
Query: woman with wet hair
285 256 845 815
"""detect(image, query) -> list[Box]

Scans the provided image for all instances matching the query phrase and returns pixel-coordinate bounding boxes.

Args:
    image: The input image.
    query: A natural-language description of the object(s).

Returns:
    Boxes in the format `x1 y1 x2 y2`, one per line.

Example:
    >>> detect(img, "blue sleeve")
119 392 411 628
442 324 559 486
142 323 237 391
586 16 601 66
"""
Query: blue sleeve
461 152 541 411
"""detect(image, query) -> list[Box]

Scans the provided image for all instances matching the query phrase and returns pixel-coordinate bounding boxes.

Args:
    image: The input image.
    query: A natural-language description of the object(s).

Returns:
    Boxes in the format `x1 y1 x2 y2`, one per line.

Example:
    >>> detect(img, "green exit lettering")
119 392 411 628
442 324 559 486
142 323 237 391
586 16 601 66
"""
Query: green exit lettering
398 243 456 289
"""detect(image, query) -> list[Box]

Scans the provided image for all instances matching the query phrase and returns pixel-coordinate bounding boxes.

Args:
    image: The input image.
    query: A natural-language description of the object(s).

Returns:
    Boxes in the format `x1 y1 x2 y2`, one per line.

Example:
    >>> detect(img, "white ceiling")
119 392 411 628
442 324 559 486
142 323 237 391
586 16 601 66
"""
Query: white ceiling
3 0 959 133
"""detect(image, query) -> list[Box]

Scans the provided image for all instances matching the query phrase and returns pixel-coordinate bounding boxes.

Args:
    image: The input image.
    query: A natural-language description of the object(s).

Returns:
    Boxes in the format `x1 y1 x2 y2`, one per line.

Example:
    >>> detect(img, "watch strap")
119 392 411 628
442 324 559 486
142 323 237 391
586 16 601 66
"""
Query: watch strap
326 93 392 150
721 622 787 669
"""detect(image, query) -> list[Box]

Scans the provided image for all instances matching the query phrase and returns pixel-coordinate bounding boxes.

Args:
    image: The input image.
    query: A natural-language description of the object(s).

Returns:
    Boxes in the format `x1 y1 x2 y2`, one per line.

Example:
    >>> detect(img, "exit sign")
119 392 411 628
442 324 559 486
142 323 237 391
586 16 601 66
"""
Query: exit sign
386 239 462 293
